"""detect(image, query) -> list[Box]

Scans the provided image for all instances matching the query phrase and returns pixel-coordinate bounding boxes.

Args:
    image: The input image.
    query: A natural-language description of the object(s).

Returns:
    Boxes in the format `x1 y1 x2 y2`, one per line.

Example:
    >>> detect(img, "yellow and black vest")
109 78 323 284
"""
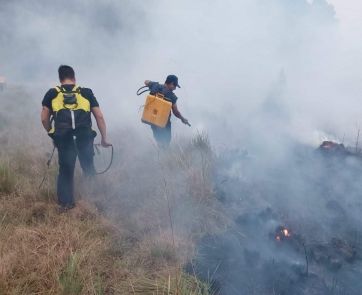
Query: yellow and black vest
50 85 92 136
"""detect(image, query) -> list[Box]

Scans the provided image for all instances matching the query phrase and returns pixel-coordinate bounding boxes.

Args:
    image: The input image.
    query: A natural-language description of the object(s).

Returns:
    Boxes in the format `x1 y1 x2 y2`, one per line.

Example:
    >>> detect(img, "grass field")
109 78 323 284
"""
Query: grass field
0 86 221 294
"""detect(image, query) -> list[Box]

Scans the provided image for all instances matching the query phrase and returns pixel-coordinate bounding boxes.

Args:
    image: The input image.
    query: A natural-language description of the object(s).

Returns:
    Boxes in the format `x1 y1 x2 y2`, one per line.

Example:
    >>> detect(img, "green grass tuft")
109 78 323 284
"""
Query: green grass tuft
59 253 83 295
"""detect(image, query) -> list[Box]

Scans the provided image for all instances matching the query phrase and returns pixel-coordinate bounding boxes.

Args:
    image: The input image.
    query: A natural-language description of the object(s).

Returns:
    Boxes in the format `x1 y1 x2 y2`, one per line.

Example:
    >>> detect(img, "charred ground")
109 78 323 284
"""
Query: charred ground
191 142 362 295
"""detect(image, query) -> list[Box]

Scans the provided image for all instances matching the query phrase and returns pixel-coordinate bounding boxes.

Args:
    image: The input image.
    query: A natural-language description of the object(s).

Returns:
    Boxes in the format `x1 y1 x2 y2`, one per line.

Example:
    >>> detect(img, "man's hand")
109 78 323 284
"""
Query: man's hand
172 104 191 126
181 118 191 127
101 138 112 147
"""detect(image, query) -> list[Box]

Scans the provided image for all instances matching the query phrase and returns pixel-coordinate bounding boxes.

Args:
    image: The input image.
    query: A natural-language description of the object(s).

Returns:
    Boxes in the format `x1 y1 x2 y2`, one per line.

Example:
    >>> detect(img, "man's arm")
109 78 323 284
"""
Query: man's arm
172 103 190 126
91 107 112 147
41 106 52 132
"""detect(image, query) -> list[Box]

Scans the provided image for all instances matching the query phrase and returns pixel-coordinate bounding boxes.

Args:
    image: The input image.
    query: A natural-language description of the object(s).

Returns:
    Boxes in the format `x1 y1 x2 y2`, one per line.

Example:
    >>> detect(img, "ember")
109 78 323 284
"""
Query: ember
317 141 351 156
275 226 292 241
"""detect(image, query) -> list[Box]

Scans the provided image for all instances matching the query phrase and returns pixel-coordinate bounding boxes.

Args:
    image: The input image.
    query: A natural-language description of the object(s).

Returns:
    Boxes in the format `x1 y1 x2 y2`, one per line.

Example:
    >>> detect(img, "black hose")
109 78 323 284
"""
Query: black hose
93 144 114 175
38 146 56 190
136 86 150 96
39 143 114 189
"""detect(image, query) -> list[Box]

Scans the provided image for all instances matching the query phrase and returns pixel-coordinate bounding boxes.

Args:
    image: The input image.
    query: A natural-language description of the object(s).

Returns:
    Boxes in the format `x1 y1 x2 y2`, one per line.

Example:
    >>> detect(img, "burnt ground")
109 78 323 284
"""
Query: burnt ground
188 143 362 295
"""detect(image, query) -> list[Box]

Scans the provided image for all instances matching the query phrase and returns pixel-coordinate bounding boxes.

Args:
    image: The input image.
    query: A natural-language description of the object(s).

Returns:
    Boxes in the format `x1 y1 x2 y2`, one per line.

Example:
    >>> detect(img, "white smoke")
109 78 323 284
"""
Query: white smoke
2 1 362 293
1 0 361 149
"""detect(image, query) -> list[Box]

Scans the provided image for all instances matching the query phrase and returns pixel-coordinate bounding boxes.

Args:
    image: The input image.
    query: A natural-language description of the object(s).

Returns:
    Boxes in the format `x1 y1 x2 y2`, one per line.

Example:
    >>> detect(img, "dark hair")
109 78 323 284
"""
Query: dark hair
58 65 75 81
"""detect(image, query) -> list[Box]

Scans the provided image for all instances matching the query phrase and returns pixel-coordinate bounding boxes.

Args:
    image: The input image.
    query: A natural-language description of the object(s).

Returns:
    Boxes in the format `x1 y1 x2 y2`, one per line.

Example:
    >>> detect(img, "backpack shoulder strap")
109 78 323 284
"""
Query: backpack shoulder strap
55 85 79 93
72 85 81 93
56 85 68 93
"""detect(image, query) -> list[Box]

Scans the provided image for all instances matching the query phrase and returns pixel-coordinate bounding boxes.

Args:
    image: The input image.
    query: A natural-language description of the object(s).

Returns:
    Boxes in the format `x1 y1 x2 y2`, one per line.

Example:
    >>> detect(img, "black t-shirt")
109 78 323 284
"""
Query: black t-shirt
148 81 178 105
42 84 99 112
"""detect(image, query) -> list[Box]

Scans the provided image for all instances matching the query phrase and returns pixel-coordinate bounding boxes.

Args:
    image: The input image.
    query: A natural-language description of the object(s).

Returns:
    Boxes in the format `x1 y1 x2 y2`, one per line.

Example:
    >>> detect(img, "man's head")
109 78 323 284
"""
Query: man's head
58 65 75 84
164 74 181 91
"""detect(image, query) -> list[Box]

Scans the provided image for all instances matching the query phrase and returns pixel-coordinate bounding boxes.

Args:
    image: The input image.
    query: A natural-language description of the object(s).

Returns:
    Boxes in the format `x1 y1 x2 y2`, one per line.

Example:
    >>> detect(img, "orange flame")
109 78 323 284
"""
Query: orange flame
275 226 292 241
283 229 291 237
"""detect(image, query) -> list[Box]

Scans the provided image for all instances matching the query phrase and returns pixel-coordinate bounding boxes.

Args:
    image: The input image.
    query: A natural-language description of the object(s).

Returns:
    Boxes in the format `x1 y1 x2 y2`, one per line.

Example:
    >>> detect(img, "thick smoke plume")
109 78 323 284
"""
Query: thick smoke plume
1 0 360 145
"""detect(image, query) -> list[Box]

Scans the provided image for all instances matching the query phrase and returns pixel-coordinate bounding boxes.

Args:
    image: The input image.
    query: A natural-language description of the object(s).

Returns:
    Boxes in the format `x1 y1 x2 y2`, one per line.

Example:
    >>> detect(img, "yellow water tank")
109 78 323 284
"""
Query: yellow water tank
141 94 172 128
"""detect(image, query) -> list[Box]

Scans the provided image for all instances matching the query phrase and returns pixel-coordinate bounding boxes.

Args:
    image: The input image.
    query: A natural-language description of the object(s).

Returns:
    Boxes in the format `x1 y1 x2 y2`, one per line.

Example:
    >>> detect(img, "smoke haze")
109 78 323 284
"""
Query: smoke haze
1 0 361 146
2 0 362 294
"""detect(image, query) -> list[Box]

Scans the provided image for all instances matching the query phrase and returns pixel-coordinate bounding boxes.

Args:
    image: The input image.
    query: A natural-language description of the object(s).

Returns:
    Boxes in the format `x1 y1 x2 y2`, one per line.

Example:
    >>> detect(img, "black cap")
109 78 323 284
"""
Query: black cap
165 74 181 88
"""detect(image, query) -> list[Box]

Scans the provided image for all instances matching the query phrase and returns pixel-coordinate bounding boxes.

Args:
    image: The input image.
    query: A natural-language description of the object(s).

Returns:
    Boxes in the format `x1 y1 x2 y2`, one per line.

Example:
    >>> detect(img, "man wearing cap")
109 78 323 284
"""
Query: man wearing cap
144 75 189 147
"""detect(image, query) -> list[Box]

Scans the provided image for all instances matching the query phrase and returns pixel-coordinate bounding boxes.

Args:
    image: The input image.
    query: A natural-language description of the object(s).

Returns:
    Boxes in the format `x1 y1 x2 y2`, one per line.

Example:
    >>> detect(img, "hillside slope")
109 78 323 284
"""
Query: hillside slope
0 86 219 294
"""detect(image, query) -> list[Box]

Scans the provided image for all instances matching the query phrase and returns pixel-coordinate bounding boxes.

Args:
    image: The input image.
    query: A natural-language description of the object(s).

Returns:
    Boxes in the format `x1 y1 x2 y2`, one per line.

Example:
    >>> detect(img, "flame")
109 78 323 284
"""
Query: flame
283 229 291 237
275 226 292 241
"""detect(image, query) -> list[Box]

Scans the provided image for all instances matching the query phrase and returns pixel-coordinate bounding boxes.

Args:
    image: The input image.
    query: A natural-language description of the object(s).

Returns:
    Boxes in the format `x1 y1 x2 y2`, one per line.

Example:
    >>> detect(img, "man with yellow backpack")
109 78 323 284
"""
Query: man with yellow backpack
143 75 190 147
41 65 111 211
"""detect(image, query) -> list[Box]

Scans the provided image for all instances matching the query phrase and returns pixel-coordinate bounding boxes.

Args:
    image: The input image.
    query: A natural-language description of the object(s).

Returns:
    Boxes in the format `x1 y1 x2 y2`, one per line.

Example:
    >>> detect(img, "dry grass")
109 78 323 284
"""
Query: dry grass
0 163 15 194
0 177 211 294
0 193 122 294
0 142 216 294
119 273 211 295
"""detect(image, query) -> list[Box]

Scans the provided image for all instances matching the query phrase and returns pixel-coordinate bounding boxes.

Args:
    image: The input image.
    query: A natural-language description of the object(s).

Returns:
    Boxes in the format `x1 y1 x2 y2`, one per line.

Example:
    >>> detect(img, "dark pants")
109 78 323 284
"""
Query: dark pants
151 121 171 148
54 132 95 206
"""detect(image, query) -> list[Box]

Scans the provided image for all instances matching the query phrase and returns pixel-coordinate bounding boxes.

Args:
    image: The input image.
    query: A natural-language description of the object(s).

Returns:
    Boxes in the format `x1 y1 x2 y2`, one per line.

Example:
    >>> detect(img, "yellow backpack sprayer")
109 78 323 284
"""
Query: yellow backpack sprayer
137 86 173 128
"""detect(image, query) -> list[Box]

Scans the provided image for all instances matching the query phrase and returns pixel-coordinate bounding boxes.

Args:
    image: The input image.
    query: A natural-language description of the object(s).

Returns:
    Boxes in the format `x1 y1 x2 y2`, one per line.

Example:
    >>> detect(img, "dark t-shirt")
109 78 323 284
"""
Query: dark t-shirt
148 81 178 105
42 84 99 112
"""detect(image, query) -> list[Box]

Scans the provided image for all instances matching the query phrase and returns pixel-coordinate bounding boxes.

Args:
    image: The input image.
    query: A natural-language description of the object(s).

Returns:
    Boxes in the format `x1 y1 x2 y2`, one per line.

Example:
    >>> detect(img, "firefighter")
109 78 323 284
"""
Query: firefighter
41 65 111 211
144 75 189 147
